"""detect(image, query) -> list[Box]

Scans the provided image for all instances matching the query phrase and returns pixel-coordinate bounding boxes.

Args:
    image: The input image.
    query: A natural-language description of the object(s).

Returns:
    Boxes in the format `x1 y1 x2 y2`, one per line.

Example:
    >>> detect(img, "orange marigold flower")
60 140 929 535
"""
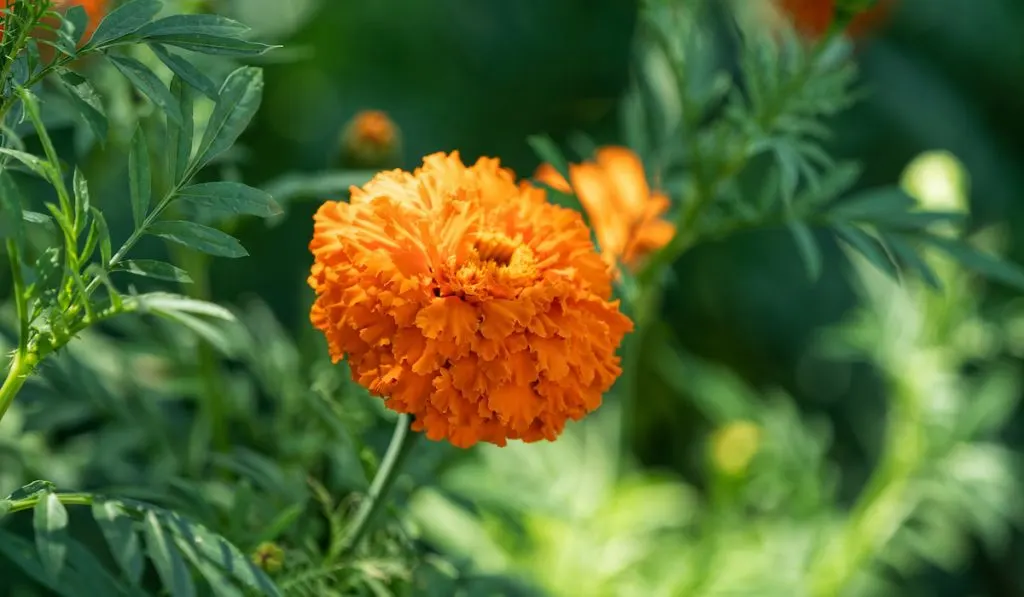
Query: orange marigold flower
534 146 675 272
777 0 894 39
308 152 633 448
339 110 401 168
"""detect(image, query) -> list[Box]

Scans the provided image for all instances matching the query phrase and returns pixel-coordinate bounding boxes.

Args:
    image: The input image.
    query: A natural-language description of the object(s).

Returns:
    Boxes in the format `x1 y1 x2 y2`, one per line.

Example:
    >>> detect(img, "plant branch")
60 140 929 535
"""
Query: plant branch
3 492 94 515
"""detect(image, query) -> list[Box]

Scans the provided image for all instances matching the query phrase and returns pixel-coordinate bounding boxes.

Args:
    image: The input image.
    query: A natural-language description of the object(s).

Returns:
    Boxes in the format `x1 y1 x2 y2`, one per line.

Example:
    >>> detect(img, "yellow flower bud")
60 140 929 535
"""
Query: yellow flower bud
709 420 762 477
251 541 285 574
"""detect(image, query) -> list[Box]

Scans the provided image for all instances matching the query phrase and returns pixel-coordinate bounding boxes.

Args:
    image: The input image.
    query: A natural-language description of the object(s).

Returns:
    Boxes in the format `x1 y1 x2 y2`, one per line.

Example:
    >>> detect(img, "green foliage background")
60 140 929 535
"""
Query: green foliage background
1 0 1023 595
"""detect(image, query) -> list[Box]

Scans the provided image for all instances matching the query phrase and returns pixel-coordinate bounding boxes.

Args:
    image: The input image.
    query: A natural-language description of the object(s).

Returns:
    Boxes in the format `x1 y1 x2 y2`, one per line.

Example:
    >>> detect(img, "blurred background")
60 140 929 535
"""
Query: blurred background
3 0 1024 595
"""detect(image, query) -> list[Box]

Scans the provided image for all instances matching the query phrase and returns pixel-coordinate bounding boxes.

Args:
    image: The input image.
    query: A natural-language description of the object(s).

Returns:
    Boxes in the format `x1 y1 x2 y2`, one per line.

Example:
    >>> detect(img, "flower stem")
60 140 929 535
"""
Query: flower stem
4 492 93 515
1 239 35 426
337 414 418 557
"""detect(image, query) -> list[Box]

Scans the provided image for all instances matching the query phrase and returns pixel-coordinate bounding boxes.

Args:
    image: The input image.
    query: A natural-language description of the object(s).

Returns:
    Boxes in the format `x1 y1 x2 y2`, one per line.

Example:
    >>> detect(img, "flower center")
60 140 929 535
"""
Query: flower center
473 231 519 266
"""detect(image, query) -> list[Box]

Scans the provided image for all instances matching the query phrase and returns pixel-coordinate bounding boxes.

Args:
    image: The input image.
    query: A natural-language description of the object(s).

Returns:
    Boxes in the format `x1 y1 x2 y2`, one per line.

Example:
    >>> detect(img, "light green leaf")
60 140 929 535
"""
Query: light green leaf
92 500 144 585
87 0 163 47
177 182 281 218
130 292 235 320
34 493 69 579
143 510 196 597
128 126 151 229
115 259 193 283
883 233 942 290
148 220 248 258
920 234 1024 291
194 67 263 171
73 168 90 236
150 44 218 99
109 56 182 124
787 220 822 282
91 207 112 265
6 480 57 501
0 147 51 179
833 222 899 281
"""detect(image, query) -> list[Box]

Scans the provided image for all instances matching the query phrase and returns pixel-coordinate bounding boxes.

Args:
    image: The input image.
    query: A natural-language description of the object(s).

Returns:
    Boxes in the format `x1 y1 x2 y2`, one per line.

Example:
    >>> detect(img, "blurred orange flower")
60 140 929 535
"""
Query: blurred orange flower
1 0 107 56
339 110 401 168
309 152 632 448
535 147 675 272
777 0 894 39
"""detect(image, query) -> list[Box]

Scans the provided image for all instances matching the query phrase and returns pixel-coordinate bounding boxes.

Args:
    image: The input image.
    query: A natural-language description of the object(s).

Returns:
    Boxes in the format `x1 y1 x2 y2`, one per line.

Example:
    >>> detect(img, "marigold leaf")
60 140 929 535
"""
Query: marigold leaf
57 74 108 143
128 126 151 229
167 76 196 183
826 186 916 220
5 480 57 501
527 134 570 182
143 34 276 57
150 44 218 99
87 0 162 48
136 13 250 38
91 207 112 265
0 529 70 596
787 220 822 281
148 220 248 258
919 234 1024 291
72 168 90 236
0 171 25 245
881 233 943 290
0 147 51 179
832 222 899 281
92 500 145 586
143 510 196 597
194 67 263 171
34 493 69 579
115 259 193 284
177 181 281 218
130 292 235 320
109 55 181 124
58 5 89 50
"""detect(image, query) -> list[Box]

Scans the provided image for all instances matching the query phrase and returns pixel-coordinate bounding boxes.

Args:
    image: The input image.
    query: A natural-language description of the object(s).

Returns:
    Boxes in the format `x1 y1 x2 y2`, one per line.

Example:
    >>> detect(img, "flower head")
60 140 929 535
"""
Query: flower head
534 146 675 272
777 0 894 39
339 110 401 168
309 152 633 448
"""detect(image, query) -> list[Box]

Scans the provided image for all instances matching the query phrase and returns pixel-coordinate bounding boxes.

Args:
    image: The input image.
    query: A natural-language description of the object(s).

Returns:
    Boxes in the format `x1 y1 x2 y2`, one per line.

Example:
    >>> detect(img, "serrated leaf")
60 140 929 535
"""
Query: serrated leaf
167 76 196 182
143 510 196 597
109 55 181 124
130 292 235 320
5 480 57 501
34 493 69 579
148 220 248 258
0 171 25 244
59 75 108 142
787 220 821 281
194 67 263 171
92 501 144 585
87 0 163 47
136 14 250 38
72 168 90 236
128 126 151 228
883 233 943 290
150 44 218 99
177 182 281 218
115 259 193 283
920 234 1024 291
833 222 899 281
0 147 51 178
527 134 570 182
140 34 275 57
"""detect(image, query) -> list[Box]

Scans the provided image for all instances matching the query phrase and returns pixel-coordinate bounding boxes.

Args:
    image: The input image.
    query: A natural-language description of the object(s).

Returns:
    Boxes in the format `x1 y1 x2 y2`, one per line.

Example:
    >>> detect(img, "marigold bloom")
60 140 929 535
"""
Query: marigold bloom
534 146 675 272
777 0 894 39
309 152 633 448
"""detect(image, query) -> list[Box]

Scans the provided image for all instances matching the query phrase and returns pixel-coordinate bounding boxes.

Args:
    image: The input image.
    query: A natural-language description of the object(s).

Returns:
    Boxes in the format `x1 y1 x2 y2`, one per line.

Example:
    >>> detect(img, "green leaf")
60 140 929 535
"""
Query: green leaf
91 207 112 265
135 14 250 38
128 126 152 229
148 220 248 258
130 292 235 320
167 76 196 182
787 220 822 282
826 187 916 220
115 259 193 283
260 170 375 203
0 171 25 245
150 44 218 99
527 134 570 182
109 56 181 124
34 493 69 579
177 182 281 218
92 500 145 586
194 67 263 171
139 34 275 57
87 0 163 47
57 6 88 54
72 168 90 236
0 529 70 596
0 147 51 178
173 536 246 597
882 233 943 290
5 480 57 501
58 74 108 143
920 234 1024 291
143 510 196 597
156 309 235 354
832 222 899 281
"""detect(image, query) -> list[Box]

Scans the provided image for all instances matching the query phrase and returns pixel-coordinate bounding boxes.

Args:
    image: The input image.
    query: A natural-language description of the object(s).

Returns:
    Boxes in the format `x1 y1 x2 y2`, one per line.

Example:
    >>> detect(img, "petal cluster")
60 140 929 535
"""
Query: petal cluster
309 152 633 448
534 146 675 272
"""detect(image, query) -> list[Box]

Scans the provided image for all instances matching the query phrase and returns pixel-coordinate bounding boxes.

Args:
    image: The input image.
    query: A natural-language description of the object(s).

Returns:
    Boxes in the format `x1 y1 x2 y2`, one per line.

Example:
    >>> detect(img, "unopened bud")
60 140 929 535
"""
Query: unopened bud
251 541 284 574
338 110 401 169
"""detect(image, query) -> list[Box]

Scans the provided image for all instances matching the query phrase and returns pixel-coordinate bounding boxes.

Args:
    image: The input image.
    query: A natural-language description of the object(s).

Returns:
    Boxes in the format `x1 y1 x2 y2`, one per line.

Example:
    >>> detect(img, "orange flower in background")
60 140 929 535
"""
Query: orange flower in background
535 146 675 272
777 0 895 39
309 152 633 448
338 110 402 168
1 0 108 56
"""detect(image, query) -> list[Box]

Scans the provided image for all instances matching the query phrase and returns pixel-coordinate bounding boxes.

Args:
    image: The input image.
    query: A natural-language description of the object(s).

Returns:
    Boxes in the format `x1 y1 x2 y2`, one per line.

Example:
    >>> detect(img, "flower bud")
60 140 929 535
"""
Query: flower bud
337 110 401 169
251 541 285 574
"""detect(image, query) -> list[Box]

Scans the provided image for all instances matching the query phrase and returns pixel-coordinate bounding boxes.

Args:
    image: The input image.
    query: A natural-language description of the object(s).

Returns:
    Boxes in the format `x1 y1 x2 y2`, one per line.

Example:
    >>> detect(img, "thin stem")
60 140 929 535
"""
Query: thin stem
335 414 418 558
1 239 35 426
4 492 94 514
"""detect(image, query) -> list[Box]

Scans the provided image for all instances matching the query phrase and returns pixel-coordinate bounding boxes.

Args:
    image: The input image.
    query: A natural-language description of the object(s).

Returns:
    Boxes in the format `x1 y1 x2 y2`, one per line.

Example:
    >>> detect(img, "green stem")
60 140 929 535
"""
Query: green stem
1 239 35 426
4 492 94 515
335 414 418 558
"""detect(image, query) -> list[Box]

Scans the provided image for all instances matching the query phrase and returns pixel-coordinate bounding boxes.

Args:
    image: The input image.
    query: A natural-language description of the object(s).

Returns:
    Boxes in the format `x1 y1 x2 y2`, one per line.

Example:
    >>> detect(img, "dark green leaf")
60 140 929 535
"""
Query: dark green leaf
872 211 966 231
57 6 88 53
148 220 248 258
33 246 65 302
172 536 245 597
140 34 275 57
136 14 250 38
832 222 899 281
128 126 152 228
527 134 569 182
0 529 71 596
65 538 142 597
0 171 24 244
91 207 112 265
177 182 281 218
883 233 943 290
787 220 821 281
260 170 374 203
91 501 145 586
87 0 163 47
34 493 69 579
58 75 108 142
109 56 181 124
115 259 193 283
5 480 56 501
143 510 196 597
0 148 51 178
920 234 1024 291
150 44 218 99
72 168 90 236
194 67 263 171
826 187 916 220
167 76 196 182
